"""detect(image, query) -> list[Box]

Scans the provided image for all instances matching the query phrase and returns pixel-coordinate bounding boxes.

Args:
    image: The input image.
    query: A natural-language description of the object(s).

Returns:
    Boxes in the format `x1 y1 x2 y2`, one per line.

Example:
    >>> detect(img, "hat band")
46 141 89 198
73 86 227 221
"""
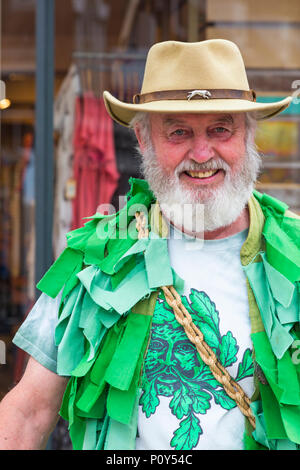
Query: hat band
133 89 256 104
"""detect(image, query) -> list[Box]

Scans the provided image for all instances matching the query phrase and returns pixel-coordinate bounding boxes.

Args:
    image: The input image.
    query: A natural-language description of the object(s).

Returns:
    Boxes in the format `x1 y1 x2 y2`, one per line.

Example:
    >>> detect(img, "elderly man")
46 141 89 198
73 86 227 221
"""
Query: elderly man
0 39 299 451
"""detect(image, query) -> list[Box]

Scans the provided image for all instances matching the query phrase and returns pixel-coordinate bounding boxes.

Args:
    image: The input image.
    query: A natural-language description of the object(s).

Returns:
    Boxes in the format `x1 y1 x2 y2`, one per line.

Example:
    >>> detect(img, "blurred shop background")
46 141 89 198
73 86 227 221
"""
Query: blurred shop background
0 0 299 449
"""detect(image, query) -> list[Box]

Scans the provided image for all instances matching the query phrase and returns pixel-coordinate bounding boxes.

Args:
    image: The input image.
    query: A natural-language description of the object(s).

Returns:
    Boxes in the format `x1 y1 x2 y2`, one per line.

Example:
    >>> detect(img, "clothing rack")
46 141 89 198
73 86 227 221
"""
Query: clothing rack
73 51 147 61
72 50 146 100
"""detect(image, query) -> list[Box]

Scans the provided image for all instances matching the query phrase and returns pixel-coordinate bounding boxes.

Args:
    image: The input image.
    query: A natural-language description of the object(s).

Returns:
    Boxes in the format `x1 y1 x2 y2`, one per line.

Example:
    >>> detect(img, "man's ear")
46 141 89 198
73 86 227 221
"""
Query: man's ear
134 124 147 154
245 113 257 143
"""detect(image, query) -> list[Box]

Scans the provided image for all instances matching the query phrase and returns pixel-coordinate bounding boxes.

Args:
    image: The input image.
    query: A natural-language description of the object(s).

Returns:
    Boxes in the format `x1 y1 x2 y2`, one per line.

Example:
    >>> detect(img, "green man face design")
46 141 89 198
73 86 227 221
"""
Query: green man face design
145 314 200 396
140 289 254 450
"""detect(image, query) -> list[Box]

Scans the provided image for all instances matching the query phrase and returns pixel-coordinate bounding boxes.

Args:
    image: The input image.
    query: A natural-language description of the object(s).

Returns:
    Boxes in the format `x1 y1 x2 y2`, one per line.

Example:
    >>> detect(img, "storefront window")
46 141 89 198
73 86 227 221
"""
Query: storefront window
0 0 36 398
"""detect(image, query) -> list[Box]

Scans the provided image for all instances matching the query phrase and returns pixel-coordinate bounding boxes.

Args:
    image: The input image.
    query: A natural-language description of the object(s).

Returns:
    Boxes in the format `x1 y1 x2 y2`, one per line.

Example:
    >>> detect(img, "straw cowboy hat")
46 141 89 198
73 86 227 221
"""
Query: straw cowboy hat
103 39 292 127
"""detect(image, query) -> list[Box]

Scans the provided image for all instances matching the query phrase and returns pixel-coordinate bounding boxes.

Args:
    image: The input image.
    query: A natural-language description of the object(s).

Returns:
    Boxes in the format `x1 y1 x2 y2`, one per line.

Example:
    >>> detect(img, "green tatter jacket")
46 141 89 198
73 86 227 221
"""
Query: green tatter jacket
37 179 300 451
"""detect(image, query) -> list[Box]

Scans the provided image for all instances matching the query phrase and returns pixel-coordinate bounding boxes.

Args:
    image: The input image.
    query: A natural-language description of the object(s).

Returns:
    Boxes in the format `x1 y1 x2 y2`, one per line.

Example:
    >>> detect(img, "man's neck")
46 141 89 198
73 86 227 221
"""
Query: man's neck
203 207 250 240
168 206 250 241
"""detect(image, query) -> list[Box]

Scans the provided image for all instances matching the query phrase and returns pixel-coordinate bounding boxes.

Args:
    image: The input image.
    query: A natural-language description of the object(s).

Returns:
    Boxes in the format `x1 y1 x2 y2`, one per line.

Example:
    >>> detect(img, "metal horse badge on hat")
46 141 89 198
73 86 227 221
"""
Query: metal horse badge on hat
187 90 212 100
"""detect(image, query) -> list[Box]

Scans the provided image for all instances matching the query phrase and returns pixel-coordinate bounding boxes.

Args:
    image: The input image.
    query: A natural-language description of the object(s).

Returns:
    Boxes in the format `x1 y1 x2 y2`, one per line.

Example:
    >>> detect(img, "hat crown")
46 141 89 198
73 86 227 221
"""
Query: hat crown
141 39 250 94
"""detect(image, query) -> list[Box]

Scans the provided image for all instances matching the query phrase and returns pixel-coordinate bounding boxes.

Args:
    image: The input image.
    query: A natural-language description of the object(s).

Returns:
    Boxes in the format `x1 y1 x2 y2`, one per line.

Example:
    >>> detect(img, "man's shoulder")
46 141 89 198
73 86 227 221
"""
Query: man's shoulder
37 178 155 298
252 190 300 283
65 177 154 248
253 189 300 225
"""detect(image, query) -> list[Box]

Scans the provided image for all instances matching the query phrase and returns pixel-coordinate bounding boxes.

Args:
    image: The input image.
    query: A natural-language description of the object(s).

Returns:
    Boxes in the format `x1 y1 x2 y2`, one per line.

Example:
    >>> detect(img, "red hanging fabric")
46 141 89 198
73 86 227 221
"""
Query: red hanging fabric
71 92 120 229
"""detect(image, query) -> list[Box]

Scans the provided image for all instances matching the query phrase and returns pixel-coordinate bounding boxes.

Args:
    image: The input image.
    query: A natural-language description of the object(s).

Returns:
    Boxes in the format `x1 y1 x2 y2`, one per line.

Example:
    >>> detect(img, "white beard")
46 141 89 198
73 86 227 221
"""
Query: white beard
139 140 261 234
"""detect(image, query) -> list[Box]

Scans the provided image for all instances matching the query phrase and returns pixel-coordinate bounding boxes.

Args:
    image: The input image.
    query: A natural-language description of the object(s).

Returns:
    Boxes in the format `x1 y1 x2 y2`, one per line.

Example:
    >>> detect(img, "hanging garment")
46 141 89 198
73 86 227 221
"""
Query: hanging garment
0 163 11 281
10 150 26 280
71 92 120 230
53 65 81 259
21 134 36 302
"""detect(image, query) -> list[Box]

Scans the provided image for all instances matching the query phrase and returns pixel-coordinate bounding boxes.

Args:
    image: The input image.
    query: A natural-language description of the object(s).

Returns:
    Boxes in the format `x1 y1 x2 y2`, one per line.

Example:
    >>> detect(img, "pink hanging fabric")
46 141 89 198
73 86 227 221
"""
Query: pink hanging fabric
71 92 120 229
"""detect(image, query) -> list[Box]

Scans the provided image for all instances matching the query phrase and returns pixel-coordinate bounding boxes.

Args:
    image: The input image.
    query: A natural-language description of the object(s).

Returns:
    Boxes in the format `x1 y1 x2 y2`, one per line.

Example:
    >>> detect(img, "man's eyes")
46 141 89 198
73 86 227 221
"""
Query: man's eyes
208 126 231 136
171 129 187 136
168 126 232 139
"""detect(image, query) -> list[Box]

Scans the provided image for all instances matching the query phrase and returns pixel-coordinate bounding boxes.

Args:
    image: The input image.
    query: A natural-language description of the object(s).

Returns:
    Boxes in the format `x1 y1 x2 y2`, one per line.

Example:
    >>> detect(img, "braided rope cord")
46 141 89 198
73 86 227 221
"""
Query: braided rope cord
135 211 256 429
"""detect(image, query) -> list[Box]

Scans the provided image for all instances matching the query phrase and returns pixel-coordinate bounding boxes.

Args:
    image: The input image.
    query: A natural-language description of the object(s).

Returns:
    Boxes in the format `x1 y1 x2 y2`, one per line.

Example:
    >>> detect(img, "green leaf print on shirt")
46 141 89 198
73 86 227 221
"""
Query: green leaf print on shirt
139 289 254 450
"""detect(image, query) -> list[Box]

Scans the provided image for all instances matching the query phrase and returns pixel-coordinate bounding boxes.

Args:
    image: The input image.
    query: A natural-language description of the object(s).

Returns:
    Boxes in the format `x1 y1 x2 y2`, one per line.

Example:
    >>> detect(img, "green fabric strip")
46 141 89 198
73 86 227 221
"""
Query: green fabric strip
69 416 86 450
60 377 75 422
66 218 99 251
104 389 141 450
250 400 276 449
277 352 300 405
252 331 300 406
55 284 86 376
256 192 288 215
76 382 104 415
82 419 98 450
112 238 149 273
106 370 139 425
280 405 300 445
78 384 107 419
251 331 300 444
106 335 150 427
263 216 300 283
96 414 110 450
245 261 294 359
258 383 287 440
78 262 155 316
76 324 124 413
89 319 126 386
110 256 136 290
79 293 107 362
276 440 299 450
95 189 155 276
99 237 137 275
105 293 157 426
261 253 295 308
128 177 152 198
61 256 84 304
104 312 152 390
72 349 97 379
84 231 107 266
243 433 266 450
37 247 83 298
253 190 300 283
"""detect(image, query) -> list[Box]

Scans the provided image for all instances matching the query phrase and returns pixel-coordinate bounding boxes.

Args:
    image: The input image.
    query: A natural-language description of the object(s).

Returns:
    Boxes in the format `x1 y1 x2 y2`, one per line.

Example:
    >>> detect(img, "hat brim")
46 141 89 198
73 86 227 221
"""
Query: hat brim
103 91 292 127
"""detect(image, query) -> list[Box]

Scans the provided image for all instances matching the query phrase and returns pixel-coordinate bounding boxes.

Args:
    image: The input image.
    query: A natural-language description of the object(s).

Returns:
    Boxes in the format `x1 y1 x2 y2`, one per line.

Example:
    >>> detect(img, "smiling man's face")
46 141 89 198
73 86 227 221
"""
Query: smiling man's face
149 112 247 203
134 111 260 236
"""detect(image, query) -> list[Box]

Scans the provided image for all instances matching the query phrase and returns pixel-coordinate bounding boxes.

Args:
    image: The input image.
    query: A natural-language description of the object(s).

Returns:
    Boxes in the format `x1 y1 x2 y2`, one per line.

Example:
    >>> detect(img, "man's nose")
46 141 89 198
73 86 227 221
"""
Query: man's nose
188 135 215 163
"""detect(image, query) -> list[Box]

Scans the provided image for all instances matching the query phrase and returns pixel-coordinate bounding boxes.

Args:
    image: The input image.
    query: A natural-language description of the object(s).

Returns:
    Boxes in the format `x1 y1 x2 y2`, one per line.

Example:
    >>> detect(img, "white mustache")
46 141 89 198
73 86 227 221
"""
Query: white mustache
174 158 230 177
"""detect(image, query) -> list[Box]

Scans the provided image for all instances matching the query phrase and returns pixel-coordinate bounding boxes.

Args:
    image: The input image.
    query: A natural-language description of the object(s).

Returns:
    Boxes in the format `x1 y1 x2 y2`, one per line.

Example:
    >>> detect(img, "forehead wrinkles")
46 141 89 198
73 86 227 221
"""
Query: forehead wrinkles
161 114 235 129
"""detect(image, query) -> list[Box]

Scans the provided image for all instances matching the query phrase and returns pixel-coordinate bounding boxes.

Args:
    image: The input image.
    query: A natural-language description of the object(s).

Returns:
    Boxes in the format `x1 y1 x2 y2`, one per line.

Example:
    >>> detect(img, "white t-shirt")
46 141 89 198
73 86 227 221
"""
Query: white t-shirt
136 227 254 451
